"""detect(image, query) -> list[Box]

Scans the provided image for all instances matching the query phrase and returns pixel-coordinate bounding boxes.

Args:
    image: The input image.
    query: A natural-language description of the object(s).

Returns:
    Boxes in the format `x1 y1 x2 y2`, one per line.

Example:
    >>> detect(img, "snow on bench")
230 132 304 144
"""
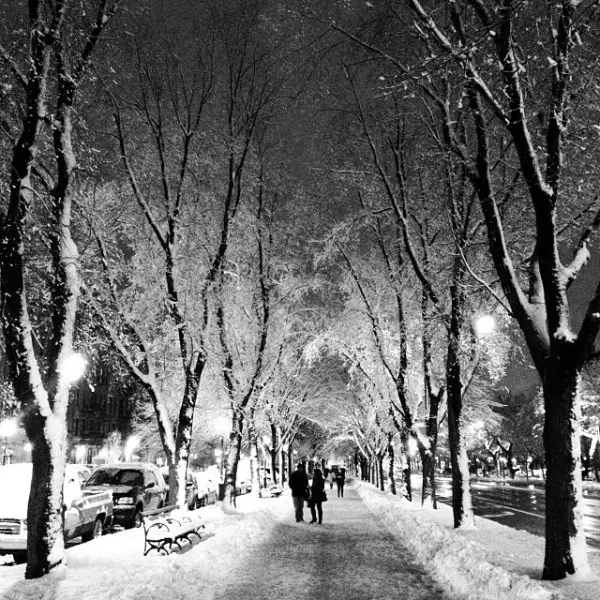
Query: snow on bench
141 505 205 556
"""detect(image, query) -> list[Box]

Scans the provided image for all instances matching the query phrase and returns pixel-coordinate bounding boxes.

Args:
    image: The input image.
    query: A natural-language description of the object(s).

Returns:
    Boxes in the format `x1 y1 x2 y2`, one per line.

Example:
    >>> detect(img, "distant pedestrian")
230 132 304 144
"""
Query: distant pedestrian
289 463 309 523
336 468 346 497
309 468 327 524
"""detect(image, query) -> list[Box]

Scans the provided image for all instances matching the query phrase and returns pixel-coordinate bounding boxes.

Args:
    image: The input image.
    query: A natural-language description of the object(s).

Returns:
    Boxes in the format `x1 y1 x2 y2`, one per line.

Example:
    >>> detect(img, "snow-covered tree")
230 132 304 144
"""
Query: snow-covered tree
0 0 121 578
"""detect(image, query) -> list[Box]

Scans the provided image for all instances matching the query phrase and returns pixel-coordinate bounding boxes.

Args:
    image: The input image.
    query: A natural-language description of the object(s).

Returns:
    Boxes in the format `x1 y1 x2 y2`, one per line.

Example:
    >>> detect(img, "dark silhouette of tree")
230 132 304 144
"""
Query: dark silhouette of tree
0 0 121 578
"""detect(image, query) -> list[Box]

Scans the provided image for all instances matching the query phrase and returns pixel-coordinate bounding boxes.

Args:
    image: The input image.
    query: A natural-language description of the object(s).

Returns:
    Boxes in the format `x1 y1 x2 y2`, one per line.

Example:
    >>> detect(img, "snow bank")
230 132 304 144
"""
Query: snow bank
0 500 287 600
356 481 564 600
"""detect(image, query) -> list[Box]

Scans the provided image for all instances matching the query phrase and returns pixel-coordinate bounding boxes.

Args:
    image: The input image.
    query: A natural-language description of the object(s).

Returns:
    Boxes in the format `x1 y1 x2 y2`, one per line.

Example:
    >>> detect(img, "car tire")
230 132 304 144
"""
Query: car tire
12 552 27 565
133 508 143 528
82 517 104 542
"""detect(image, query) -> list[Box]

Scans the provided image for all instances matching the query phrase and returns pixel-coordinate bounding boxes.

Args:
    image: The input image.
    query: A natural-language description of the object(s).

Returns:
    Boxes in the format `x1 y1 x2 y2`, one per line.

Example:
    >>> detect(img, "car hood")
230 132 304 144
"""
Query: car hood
0 488 29 520
83 484 137 497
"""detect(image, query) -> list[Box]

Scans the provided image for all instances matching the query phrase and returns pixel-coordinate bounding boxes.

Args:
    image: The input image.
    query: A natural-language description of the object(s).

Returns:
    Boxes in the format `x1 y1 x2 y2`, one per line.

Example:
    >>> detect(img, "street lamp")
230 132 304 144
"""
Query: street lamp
0 418 18 466
474 315 495 337
60 352 87 384
75 444 87 463
124 435 139 462
408 437 418 456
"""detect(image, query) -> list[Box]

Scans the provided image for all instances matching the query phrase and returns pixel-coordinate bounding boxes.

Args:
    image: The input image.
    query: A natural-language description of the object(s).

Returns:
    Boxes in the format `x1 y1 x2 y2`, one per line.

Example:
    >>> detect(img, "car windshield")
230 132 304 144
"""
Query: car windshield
86 468 143 487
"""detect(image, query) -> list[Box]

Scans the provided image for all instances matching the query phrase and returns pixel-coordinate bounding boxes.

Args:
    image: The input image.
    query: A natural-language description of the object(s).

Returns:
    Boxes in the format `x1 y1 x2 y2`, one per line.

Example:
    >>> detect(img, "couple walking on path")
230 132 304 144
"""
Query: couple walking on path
289 463 328 524
331 468 345 497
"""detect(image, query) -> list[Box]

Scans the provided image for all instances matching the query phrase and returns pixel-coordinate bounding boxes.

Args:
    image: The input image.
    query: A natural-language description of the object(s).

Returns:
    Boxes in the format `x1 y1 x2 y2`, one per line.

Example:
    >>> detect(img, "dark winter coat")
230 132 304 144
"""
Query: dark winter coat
310 473 326 503
289 468 309 497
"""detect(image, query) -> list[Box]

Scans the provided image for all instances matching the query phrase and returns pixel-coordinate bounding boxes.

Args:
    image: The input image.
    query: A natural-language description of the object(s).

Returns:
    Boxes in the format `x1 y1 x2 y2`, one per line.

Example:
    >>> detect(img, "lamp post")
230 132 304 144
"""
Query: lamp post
0 418 18 466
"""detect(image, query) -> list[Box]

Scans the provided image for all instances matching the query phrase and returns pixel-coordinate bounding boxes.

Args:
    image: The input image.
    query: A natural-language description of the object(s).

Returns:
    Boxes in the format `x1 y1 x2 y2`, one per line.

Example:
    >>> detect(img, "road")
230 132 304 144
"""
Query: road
433 477 600 554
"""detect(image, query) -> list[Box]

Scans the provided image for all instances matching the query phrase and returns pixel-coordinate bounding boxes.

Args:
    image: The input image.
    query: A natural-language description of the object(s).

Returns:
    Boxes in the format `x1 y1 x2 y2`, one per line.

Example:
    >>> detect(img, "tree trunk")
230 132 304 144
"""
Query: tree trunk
541 363 589 580
400 433 412 501
387 434 397 495
378 453 385 491
507 444 517 480
446 255 474 528
287 443 294 483
248 425 261 498
221 417 243 513
278 444 285 484
23 414 68 578
167 457 190 509
169 366 205 507
269 423 278 484
447 398 474 528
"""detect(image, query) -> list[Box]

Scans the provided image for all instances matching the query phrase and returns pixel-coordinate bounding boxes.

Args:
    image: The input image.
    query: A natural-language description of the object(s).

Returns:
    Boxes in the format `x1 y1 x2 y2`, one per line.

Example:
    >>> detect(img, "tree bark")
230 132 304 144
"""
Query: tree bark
248 423 261 498
387 433 397 495
378 453 385 491
22 415 68 578
446 256 474 528
542 359 587 579
400 432 412 501
221 416 243 513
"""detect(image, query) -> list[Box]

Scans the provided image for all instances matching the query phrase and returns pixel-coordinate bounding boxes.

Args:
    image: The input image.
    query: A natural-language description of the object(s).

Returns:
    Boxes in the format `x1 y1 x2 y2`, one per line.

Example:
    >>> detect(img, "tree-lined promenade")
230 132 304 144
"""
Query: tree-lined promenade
2 0 600 583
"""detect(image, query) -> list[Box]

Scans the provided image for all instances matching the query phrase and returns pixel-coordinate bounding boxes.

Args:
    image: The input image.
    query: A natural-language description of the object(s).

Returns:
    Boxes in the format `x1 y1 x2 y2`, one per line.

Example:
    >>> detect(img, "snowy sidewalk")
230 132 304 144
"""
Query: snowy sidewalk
2 479 600 600
213 482 450 600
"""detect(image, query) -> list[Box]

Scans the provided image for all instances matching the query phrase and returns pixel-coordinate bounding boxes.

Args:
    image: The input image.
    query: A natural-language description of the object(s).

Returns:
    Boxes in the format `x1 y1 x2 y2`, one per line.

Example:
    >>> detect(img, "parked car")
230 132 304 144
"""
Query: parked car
0 463 113 564
82 462 167 529
159 466 198 510
236 479 252 495
192 471 218 507
266 483 283 497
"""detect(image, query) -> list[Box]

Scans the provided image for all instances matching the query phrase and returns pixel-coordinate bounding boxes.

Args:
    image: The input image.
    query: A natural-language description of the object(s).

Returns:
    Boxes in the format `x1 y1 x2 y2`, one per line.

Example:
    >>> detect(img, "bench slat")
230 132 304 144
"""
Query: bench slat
142 506 205 556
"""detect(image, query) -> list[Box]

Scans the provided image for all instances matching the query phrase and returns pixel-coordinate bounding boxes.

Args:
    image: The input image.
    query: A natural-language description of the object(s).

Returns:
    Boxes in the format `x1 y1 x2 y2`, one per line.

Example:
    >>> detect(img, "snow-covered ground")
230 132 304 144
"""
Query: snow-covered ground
0 479 598 600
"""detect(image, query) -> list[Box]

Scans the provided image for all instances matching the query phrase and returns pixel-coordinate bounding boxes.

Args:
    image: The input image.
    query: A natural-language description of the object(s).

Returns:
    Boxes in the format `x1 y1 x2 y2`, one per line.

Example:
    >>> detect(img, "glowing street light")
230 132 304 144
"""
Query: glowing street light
474 315 495 337
75 444 87 463
408 437 419 457
60 352 87 384
124 435 140 462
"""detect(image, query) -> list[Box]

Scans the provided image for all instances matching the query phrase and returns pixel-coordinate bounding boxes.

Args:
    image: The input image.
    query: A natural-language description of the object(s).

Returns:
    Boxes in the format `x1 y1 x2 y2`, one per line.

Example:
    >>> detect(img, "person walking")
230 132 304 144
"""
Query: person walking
289 462 309 522
309 468 326 524
336 467 346 498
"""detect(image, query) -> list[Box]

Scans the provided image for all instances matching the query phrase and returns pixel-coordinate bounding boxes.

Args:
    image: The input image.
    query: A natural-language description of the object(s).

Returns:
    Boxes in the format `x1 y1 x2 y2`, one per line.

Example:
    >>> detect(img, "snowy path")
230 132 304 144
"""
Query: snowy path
214 482 450 600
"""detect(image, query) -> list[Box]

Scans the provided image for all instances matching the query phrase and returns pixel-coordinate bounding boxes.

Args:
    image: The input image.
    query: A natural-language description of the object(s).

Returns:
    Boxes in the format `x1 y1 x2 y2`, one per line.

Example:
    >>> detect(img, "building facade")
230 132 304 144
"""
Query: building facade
66 365 136 464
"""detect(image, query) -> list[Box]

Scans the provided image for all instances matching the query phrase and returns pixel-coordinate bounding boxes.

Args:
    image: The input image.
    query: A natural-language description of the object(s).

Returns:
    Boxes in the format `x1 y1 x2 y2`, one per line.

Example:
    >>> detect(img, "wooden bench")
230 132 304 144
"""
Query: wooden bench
141 505 205 556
